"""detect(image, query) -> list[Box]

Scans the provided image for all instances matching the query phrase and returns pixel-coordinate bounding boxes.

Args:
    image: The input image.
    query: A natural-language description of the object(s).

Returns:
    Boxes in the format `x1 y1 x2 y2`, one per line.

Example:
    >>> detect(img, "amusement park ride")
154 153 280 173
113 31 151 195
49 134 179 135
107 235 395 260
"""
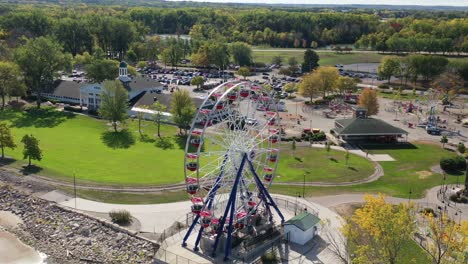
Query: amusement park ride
182 81 285 261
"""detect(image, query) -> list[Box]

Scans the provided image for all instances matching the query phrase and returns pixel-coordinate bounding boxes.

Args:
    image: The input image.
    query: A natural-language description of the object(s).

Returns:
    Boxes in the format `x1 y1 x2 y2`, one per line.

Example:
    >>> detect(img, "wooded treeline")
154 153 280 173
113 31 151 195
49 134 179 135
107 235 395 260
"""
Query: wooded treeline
0 4 466 60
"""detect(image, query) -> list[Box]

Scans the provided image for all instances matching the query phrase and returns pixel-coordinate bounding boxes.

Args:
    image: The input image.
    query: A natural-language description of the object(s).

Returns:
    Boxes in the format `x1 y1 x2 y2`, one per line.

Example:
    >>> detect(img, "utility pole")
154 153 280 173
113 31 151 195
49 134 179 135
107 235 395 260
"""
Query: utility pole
73 172 77 209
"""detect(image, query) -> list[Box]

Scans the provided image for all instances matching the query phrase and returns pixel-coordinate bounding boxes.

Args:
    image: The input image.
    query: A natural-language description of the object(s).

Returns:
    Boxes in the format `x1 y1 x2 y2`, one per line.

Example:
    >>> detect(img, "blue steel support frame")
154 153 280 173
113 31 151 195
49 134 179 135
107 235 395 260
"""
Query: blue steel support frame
211 154 247 259
182 154 228 248
246 158 285 223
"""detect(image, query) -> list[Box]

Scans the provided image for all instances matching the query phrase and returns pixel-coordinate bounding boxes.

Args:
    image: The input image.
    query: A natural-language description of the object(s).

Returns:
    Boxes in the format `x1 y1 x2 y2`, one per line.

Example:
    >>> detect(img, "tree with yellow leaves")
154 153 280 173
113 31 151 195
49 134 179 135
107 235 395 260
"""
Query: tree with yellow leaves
358 88 379 116
421 212 468 264
298 66 339 101
342 194 415 264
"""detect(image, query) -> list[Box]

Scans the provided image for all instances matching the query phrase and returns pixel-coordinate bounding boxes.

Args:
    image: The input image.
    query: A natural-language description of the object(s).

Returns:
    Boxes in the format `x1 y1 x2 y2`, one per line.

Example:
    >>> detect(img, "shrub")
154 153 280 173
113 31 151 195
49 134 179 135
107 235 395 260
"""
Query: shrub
378 84 389 89
457 143 466 154
313 99 327 105
449 193 468 204
109 209 133 225
261 250 278 263
421 208 436 216
453 156 467 170
311 131 326 141
88 109 98 116
63 105 83 113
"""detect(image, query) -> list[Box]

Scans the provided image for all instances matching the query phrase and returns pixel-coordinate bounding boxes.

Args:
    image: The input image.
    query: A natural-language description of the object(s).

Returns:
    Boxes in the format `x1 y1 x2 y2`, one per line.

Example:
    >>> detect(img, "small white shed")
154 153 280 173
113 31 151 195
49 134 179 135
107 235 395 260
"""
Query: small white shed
284 212 320 245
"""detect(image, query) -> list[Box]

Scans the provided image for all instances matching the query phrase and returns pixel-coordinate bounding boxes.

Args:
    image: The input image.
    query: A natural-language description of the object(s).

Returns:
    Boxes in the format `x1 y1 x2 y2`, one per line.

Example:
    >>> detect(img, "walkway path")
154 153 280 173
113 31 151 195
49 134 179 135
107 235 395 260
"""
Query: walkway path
308 185 468 222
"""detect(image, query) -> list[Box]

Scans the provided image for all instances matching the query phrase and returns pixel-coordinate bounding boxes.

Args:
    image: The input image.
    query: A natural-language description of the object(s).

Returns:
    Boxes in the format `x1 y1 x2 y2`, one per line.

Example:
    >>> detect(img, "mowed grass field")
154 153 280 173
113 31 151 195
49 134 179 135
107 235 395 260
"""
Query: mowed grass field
0 108 188 186
271 142 460 199
276 147 374 183
252 48 384 66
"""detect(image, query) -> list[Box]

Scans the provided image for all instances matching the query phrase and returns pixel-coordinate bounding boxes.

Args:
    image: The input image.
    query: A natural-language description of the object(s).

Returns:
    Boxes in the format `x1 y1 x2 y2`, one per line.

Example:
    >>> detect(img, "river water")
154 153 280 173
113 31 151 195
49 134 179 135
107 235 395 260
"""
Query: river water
0 231 47 264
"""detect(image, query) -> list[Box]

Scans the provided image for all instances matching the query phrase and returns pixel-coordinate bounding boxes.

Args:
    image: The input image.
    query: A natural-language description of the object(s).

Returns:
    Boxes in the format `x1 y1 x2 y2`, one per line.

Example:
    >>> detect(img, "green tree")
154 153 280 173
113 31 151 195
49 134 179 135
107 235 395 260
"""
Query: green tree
288 57 298 67
0 123 15 159
237 67 251 80
190 76 205 89
407 55 449 82
458 142 466 154
151 101 167 138
271 56 282 66
171 89 195 135
230 42 252 66
325 141 331 157
440 135 448 149
378 56 401 84
345 150 350 166
283 83 297 95
21 134 42 167
292 140 296 157
278 67 292 77
15 36 70 108
0 61 23 110
336 76 358 95
55 18 93 57
99 80 128 132
86 59 119 83
302 49 319 73
358 88 379 116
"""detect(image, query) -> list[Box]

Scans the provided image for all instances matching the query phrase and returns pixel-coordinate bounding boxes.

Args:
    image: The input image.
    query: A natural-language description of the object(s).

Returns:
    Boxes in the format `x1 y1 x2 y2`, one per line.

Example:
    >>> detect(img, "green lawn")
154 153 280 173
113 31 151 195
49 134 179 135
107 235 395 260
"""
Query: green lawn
0 108 188 186
276 147 374 183
271 143 460 199
252 48 383 66
58 187 189 204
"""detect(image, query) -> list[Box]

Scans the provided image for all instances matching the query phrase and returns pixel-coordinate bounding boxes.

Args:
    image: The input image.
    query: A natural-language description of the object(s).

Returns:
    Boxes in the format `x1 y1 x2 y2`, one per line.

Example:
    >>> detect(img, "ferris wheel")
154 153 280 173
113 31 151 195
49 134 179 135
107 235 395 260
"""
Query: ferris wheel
181 81 285 260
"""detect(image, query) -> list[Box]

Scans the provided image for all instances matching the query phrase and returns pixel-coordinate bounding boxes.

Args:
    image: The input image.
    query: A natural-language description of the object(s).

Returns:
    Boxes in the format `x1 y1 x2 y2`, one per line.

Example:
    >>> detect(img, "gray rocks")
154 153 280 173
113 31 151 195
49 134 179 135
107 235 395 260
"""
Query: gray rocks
0 185 159 263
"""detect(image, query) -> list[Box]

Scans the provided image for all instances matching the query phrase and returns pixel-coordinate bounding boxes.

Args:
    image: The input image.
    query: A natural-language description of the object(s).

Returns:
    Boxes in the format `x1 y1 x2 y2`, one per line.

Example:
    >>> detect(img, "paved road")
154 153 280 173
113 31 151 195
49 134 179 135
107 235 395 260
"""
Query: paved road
253 49 468 56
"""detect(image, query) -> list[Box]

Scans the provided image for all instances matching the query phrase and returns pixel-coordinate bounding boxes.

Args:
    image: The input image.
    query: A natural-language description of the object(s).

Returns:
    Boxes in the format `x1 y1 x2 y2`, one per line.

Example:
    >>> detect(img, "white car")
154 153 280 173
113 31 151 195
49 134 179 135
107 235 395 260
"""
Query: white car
246 118 258 126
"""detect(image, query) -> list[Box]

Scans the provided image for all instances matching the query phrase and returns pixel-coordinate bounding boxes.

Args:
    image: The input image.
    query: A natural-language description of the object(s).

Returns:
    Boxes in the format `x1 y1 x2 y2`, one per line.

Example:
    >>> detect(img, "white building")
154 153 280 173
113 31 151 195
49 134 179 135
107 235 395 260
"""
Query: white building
284 212 320 245
43 61 164 110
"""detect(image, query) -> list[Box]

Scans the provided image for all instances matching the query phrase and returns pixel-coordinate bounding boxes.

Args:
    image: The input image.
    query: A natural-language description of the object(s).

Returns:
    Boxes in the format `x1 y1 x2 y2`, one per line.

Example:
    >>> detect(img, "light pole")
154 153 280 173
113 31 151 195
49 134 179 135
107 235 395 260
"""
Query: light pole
295 192 301 216
408 187 412 203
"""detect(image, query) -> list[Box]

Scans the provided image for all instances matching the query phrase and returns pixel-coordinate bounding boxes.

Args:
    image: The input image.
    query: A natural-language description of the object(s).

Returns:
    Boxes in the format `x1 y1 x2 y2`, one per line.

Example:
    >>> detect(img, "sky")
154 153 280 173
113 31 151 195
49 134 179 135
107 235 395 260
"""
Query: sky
168 0 468 7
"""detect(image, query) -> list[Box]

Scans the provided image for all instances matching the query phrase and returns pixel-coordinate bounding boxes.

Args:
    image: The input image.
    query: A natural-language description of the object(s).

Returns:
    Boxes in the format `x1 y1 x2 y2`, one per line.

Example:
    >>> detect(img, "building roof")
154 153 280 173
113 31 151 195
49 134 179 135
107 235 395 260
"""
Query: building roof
47 80 83 99
119 61 128 68
133 91 205 111
285 212 320 231
334 118 408 136
126 77 163 92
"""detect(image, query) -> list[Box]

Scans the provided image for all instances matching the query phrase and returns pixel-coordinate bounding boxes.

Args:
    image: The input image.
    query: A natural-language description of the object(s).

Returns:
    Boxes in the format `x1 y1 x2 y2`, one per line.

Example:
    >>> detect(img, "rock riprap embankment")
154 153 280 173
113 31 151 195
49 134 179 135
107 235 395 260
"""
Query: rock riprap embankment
0 185 158 263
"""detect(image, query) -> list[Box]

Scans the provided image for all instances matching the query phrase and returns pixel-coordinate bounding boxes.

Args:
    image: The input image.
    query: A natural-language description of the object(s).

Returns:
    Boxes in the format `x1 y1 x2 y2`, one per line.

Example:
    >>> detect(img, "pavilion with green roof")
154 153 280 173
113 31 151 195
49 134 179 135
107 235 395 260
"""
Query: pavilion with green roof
331 108 408 143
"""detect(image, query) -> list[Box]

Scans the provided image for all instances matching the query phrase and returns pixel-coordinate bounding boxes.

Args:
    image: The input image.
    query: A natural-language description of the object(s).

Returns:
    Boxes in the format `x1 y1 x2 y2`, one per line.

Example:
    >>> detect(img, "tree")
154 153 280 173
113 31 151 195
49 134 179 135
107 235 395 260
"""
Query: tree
99 80 128 132
458 142 466 154
151 101 167 138
278 67 292 77
291 140 296 157
343 194 415 264
378 56 401 84
0 123 15 159
271 56 282 66
15 36 70 108
345 150 350 166
283 82 297 95
21 134 42 167
85 59 119 83
302 67 339 98
421 212 468 264
288 57 298 67
171 89 195 135
440 135 448 149
136 105 149 136
0 61 23 110
230 42 252 66
325 141 331 157
336 76 358 95
237 67 251 80
298 72 319 103
190 76 205 90
321 219 349 264
407 55 449 82
358 88 379 116
302 49 319 73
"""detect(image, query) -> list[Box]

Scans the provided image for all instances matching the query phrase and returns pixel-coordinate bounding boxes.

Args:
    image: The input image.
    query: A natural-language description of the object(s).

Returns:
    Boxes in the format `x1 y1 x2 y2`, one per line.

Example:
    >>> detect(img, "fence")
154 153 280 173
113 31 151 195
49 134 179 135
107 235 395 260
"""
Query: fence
153 195 319 263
